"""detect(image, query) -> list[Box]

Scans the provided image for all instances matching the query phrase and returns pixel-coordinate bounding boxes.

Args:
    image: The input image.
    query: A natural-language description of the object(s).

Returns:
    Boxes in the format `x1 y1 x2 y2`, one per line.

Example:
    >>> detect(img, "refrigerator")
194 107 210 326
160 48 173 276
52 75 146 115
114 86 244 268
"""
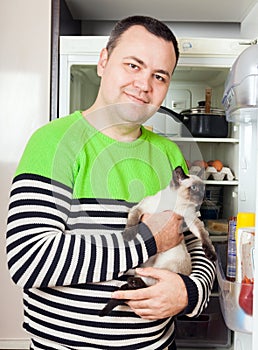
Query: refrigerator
59 36 257 349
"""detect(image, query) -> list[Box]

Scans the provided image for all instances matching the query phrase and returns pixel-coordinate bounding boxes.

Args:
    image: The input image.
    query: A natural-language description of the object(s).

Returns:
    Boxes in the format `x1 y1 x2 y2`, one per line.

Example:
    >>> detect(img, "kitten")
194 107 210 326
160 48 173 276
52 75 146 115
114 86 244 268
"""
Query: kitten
99 166 216 316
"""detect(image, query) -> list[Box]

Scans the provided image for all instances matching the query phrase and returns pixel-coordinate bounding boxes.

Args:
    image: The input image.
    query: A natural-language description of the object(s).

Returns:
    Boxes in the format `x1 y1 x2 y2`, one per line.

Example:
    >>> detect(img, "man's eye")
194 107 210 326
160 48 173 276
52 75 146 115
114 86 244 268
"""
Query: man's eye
129 63 139 70
154 74 165 82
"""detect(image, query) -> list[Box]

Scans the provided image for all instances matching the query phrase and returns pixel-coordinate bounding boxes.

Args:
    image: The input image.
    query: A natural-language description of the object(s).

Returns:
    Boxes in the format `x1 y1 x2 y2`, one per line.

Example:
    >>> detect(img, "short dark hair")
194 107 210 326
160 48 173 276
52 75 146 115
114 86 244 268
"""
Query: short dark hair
106 15 179 66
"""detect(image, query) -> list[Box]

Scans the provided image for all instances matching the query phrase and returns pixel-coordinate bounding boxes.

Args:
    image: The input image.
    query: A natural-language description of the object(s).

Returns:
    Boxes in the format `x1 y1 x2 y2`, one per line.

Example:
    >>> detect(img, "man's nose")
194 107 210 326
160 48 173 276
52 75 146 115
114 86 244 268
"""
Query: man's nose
133 73 151 92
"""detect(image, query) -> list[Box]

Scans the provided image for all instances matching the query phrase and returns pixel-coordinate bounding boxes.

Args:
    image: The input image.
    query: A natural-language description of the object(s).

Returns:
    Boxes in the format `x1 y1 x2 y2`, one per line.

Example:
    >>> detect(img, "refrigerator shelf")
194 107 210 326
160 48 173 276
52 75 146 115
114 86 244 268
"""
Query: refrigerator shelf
205 180 238 185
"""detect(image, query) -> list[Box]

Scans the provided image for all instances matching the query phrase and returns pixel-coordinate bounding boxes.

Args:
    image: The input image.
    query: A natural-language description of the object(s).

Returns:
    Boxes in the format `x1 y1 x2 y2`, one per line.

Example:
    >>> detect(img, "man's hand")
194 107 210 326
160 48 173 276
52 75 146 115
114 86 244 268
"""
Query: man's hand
111 267 188 319
141 211 184 253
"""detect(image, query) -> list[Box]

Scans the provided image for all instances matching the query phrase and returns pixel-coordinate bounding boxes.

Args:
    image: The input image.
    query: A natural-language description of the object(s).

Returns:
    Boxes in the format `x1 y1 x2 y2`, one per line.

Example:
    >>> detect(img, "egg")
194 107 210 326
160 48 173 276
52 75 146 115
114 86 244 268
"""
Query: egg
211 160 224 172
192 160 208 169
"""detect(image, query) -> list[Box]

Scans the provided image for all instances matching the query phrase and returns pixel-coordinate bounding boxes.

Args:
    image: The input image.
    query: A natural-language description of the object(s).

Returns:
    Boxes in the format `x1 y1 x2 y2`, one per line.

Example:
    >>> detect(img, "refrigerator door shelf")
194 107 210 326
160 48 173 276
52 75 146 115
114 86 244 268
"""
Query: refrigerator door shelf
216 255 253 334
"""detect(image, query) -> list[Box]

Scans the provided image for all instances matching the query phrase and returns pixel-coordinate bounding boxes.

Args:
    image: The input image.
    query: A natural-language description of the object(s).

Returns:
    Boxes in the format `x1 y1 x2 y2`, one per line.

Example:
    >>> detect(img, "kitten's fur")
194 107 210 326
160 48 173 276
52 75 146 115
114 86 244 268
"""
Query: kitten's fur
99 166 216 316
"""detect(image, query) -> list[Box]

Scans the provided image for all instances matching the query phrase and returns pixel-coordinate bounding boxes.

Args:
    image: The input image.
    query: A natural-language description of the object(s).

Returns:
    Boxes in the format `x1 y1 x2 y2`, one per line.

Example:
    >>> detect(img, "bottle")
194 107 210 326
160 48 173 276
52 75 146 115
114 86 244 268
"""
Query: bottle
226 216 237 282
235 212 255 282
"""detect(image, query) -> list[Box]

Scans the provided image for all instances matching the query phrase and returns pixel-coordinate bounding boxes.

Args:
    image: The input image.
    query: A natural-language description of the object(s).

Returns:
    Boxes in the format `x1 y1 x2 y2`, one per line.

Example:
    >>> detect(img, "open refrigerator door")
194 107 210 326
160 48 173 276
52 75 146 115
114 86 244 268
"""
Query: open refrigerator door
222 44 258 350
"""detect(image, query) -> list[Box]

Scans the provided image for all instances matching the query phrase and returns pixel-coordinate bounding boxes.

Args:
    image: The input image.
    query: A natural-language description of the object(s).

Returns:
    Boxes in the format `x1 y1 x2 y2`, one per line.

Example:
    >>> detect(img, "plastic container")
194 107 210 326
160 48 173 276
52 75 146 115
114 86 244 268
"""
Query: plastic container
216 253 253 333
205 185 223 203
200 200 221 220
222 45 258 120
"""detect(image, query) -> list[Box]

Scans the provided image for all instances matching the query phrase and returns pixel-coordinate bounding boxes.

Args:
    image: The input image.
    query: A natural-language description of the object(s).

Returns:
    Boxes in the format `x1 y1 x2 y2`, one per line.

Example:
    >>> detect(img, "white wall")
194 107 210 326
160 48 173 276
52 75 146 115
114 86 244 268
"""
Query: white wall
0 0 51 348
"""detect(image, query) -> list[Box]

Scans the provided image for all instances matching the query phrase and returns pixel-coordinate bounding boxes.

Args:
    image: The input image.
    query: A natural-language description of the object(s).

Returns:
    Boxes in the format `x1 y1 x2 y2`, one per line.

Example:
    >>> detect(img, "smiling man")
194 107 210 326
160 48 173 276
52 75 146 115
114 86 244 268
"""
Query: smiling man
84 23 177 137
6 16 215 350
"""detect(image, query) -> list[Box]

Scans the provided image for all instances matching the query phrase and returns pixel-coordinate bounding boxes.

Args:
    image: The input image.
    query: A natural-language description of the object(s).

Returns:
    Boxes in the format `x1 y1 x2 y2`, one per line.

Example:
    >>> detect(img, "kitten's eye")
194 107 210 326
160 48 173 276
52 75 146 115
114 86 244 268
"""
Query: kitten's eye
191 185 197 191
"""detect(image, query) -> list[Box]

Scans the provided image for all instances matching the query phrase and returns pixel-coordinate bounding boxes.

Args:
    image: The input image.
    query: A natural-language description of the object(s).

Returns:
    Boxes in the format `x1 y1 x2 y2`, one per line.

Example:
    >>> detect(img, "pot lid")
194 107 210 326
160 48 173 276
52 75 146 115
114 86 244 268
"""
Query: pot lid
181 101 225 116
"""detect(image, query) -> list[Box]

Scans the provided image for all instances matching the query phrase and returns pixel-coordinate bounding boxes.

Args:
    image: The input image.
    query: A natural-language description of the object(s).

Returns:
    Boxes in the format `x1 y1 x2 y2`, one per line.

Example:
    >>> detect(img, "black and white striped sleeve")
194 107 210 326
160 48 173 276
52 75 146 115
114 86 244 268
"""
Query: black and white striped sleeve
6 173 157 289
183 231 216 317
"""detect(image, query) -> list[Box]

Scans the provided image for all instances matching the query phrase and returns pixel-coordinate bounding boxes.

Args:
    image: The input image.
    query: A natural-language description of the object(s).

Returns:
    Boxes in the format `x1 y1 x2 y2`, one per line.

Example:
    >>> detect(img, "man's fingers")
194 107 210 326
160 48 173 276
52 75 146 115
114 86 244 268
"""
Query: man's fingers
136 267 173 280
112 288 148 300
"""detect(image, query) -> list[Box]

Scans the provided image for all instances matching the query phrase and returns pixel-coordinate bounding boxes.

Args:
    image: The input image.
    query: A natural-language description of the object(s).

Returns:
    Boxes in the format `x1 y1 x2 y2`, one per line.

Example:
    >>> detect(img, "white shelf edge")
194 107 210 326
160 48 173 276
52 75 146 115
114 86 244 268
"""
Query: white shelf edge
204 180 238 185
0 339 29 349
168 137 239 143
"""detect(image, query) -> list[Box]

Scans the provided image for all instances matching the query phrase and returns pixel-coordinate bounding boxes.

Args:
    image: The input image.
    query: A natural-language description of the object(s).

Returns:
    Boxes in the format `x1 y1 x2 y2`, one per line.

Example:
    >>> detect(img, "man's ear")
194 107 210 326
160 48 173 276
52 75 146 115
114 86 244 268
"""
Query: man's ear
97 48 108 77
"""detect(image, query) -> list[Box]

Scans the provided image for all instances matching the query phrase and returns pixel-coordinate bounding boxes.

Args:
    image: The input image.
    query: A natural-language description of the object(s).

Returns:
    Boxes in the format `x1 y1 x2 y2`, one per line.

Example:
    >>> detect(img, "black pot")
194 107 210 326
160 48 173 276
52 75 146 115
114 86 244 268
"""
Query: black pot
158 102 228 138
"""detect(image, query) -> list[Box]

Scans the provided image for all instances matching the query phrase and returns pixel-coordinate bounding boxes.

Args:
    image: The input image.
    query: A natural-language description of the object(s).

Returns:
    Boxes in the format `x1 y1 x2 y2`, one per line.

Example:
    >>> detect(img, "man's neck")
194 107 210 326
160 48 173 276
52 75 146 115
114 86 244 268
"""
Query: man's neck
82 106 142 142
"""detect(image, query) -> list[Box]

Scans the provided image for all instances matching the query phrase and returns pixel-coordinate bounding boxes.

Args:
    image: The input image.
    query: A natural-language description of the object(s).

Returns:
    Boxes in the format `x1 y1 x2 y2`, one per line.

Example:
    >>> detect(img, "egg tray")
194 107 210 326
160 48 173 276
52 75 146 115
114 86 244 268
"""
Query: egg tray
189 166 235 181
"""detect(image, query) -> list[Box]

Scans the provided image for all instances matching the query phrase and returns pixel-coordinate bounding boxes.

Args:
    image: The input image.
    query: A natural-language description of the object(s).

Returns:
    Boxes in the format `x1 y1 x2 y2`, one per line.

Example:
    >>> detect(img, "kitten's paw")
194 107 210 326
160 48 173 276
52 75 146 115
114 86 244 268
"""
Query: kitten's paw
123 226 138 241
203 244 217 262
99 282 130 317
127 277 147 289
99 278 147 316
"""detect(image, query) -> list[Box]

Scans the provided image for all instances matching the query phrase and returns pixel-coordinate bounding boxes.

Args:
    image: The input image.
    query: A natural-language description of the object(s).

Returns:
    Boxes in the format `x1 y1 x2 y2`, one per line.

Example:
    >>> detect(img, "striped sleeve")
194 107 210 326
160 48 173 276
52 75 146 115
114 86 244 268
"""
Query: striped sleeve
6 173 157 290
182 231 216 317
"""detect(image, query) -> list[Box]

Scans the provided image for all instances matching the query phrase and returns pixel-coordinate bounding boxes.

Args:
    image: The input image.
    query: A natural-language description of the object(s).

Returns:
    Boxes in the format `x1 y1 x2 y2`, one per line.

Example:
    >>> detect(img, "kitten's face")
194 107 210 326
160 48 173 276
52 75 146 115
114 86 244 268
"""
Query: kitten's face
178 175 205 210
171 166 205 210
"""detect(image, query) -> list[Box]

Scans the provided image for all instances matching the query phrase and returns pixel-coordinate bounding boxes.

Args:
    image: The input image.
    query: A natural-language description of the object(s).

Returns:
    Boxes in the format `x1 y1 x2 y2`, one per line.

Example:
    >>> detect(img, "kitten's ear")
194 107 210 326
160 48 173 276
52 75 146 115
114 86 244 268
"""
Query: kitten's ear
171 166 189 187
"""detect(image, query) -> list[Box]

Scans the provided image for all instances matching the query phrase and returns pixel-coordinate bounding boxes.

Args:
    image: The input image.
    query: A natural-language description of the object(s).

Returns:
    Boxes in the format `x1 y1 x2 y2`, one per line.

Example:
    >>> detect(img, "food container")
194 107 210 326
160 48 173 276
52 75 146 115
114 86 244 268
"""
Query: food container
204 185 223 203
223 44 258 121
200 201 221 220
158 88 228 137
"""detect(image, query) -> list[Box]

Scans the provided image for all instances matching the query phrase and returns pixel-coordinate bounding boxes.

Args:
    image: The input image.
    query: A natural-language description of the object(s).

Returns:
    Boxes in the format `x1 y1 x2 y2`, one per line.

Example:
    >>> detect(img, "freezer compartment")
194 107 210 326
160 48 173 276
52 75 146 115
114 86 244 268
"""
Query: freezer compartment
216 250 253 333
175 296 231 348
223 45 258 120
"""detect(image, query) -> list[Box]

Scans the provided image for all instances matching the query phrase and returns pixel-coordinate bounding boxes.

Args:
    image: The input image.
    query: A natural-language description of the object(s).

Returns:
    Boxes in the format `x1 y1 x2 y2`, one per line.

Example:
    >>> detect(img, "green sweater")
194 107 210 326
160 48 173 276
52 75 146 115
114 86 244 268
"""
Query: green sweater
16 110 188 200
6 111 215 350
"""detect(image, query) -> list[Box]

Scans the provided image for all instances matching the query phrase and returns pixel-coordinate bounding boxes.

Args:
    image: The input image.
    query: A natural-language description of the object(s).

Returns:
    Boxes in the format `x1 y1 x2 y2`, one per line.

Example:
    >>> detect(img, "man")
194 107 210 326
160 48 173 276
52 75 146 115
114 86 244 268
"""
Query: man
6 16 215 349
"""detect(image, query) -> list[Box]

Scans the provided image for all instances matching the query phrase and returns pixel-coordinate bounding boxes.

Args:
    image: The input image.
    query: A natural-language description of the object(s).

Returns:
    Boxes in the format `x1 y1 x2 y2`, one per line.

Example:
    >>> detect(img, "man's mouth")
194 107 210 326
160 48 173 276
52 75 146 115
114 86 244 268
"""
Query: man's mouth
124 91 149 105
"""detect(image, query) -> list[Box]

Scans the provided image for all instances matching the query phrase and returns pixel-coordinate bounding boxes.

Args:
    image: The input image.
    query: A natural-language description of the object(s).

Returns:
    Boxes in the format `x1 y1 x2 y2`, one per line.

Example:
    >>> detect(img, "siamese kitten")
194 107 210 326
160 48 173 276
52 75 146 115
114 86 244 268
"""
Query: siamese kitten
99 166 216 317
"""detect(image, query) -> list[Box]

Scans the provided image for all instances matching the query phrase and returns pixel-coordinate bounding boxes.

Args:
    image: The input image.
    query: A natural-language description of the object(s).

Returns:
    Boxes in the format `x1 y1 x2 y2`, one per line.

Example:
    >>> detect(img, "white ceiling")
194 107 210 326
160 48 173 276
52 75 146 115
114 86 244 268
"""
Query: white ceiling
65 0 258 23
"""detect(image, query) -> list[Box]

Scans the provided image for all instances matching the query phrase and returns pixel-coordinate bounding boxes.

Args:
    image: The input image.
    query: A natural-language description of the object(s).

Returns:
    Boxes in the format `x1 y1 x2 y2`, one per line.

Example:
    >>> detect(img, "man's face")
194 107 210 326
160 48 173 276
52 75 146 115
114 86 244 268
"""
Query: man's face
96 25 177 125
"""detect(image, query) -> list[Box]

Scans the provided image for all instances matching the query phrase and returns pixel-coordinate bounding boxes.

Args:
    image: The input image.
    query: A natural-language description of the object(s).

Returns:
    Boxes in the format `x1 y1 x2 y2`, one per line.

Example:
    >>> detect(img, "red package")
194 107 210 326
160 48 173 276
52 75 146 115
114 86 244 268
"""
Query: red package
239 277 254 315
